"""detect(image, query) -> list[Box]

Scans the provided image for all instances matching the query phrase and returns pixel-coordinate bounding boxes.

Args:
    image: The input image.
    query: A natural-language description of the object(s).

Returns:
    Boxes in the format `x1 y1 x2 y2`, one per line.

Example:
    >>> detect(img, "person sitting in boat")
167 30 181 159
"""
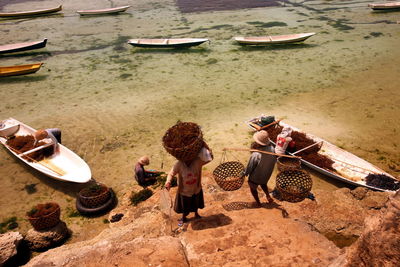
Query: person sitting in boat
275 126 295 155
33 128 61 155
134 156 160 187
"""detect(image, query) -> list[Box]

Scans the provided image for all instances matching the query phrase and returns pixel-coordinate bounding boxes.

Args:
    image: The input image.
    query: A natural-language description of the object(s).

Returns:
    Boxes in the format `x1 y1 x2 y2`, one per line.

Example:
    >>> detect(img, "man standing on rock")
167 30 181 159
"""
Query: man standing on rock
244 130 276 206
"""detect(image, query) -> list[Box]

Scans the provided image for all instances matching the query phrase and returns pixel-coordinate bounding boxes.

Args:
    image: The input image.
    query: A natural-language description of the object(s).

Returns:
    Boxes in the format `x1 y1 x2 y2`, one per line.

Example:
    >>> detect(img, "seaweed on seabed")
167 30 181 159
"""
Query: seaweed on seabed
365 174 400 191
130 189 153 206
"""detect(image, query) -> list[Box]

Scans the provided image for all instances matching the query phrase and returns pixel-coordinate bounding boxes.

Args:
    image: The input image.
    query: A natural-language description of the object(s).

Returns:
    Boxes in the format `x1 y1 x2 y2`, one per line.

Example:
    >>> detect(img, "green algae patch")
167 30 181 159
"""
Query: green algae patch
246 21 288 28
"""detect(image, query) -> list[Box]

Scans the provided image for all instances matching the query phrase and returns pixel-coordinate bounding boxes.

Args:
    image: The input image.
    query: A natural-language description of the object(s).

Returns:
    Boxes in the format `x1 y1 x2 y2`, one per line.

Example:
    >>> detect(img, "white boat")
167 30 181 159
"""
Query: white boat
0 118 91 183
234 33 316 45
0 5 62 17
77 5 130 15
368 2 400 10
246 116 399 192
127 38 209 48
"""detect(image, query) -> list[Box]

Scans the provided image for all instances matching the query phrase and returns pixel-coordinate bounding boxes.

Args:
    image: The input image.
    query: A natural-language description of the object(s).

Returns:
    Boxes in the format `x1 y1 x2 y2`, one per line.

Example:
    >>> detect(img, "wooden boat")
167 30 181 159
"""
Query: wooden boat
0 39 47 54
77 5 130 15
245 115 399 192
0 5 62 17
127 38 209 48
0 63 43 77
234 33 316 45
0 118 91 183
368 2 400 10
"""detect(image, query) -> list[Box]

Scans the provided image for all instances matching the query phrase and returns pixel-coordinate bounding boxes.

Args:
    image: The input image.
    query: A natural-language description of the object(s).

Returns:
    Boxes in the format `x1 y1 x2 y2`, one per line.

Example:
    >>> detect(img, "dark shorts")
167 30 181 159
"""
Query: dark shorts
174 189 204 214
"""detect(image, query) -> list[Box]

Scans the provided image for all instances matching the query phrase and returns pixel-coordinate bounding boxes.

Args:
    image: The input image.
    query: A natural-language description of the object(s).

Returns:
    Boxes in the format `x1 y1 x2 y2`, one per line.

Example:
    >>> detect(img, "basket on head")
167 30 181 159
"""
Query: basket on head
276 169 312 202
213 161 245 191
162 122 204 162
277 156 301 172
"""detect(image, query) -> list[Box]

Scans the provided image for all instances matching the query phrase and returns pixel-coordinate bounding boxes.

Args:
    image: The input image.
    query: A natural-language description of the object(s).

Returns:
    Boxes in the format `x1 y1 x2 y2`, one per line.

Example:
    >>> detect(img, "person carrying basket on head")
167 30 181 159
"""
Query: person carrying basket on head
165 143 213 223
243 130 277 206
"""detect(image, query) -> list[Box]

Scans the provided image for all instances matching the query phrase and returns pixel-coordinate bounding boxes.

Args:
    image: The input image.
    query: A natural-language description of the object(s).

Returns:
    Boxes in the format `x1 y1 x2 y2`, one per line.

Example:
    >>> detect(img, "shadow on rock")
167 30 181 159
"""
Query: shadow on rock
191 213 232 230
222 201 289 218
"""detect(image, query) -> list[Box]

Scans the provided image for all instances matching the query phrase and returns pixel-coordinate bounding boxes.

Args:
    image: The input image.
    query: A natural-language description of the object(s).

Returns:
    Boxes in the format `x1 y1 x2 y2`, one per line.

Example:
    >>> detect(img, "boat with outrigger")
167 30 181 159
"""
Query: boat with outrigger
245 115 399 192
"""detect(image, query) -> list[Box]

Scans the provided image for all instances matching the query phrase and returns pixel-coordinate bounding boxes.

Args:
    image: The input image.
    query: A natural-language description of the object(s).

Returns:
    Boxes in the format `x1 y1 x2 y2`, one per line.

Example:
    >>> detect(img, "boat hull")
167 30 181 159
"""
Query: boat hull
0 39 47 54
369 2 400 10
245 116 398 192
128 38 209 48
0 118 91 183
235 33 316 45
0 63 43 77
77 6 130 15
0 5 62 17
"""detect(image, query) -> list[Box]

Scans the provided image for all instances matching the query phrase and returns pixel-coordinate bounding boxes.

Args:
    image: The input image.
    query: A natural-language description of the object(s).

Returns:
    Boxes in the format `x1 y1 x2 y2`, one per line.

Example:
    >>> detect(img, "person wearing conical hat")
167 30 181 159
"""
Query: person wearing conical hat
243 130 277 206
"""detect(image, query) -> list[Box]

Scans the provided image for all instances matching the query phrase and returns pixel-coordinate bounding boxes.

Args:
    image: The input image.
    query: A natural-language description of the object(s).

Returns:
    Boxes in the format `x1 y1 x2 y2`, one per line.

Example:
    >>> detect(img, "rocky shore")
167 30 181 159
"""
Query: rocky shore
4 173 397 266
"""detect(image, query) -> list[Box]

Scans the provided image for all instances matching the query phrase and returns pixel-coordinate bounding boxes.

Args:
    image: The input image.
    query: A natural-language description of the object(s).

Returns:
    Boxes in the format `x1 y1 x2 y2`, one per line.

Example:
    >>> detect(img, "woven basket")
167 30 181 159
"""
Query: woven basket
78 184 111 208
213 161 245 191
276 169 312 202
27 203 61 231
277 157 301 172
162 122 204 162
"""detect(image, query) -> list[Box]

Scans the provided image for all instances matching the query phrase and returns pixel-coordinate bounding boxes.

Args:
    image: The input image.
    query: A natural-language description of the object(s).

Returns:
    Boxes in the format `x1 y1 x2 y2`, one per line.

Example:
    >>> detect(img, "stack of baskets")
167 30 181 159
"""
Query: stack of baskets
213 161 245 191
76 183 115 215
275 157 312 202
162 122 204 162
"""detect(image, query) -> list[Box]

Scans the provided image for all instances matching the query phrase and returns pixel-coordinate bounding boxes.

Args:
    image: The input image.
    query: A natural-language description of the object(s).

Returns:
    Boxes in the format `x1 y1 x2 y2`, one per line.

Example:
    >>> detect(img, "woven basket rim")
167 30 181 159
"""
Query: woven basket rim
27 205 60 221
162 122 203 151
79 184 110 200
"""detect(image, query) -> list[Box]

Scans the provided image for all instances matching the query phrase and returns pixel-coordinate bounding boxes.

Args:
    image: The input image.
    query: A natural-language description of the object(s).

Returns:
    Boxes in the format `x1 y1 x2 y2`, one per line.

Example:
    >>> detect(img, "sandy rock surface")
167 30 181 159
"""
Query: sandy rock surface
24 176 396 266
0 231 23 265
25 221 70 251
331 191 400 267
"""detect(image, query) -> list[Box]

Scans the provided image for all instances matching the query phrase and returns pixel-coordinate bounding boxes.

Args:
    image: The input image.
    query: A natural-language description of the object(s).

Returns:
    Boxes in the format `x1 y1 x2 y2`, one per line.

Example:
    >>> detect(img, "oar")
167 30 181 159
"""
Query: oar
18 142 53 156
223 147 301 159
6 145 65 176
292 141 323 155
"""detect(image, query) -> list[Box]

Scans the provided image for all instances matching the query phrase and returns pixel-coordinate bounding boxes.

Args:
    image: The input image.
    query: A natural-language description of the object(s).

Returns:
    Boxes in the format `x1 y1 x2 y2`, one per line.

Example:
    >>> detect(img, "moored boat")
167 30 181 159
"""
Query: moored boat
234 33 316 45
0 118 91 183
368 2 400 10
127 38 209 48
0 5 62 17
0 63 43 77
0 39 47 54
246 115 399 192
77 5 130 15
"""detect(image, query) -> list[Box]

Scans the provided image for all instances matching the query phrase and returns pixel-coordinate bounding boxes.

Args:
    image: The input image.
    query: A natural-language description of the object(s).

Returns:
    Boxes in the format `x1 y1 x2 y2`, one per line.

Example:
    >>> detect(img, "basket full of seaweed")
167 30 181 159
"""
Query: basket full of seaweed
78 183 111 208
213 161 245 191
276 169 313 202
162 122 204 162
26 202 61 231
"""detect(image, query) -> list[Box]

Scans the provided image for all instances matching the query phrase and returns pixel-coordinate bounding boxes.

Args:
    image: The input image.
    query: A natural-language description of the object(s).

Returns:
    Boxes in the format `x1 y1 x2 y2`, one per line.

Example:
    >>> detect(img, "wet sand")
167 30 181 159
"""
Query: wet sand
0 0 399 242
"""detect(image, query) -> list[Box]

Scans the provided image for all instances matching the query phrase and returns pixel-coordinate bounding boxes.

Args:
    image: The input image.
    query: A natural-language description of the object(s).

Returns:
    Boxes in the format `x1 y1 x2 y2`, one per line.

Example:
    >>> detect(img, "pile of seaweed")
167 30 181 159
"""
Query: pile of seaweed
266 125 335 170
365 173 400 191
163 122 201 149
6 135 50 161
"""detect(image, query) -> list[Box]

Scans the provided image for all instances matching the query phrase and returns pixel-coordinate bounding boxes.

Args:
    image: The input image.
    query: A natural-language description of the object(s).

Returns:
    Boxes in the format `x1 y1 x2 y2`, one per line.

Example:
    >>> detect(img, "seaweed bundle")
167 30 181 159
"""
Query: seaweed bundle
6 135 49 161
266 125 334 170
365 173 400 191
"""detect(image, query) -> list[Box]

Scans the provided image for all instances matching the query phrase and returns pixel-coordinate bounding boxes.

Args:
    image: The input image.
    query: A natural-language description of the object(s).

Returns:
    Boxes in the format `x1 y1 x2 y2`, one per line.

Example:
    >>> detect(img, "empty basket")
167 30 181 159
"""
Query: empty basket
213 161 245 191
276 169 312 202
